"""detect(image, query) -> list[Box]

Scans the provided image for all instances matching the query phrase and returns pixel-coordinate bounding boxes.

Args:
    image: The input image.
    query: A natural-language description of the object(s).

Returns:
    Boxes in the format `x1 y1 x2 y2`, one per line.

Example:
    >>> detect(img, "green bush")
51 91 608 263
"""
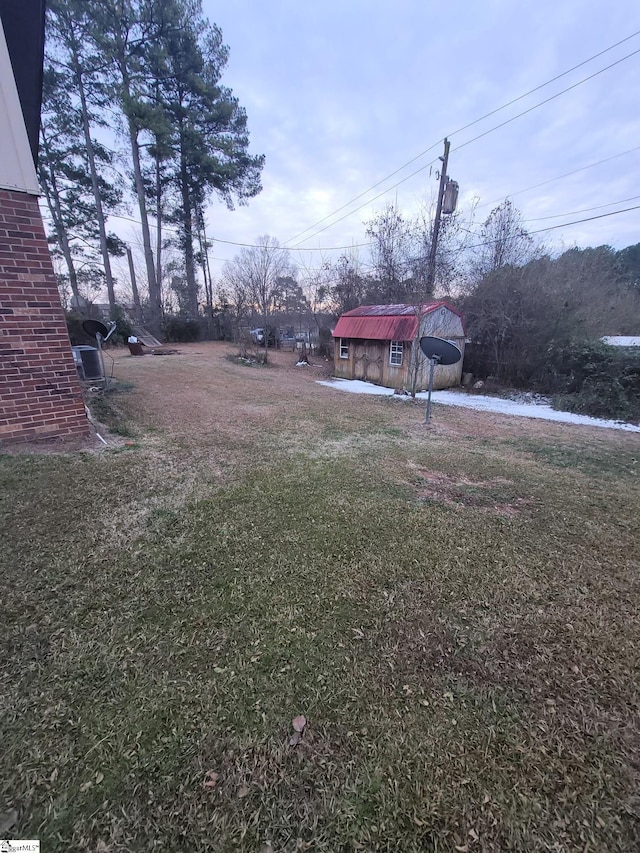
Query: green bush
548 341 640 422
318 325 333 358
164 317 201 342
111 305 133 345
66 306 133 346
65 312 94 346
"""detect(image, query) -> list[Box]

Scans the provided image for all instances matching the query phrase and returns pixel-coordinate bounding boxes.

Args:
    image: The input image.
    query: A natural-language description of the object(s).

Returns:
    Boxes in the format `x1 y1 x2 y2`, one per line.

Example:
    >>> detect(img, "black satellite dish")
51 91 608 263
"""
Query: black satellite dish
82 318 109 339
419 336 461 366
418 336 462 423
81 320 116 387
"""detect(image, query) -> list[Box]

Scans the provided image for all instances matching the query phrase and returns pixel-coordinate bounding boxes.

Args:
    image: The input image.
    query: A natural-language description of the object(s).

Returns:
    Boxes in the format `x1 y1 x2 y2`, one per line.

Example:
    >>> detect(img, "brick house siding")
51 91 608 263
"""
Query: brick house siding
0 189 89 443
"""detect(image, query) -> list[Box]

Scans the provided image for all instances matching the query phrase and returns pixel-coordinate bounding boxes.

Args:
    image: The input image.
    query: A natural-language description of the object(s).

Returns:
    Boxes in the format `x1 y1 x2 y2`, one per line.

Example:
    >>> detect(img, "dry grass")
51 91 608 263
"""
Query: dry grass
1 342 639 852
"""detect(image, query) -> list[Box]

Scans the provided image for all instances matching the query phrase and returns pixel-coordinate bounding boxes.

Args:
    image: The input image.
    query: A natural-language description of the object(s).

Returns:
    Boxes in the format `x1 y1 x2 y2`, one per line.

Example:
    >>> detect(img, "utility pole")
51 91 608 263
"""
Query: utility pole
426 137 450 296
410 138 458 398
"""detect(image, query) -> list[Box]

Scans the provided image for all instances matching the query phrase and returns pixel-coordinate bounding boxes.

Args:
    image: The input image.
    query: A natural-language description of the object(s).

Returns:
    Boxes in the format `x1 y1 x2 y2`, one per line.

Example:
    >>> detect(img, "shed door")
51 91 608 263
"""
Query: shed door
365 343 383 383
353 341 367 380
353 340 383 383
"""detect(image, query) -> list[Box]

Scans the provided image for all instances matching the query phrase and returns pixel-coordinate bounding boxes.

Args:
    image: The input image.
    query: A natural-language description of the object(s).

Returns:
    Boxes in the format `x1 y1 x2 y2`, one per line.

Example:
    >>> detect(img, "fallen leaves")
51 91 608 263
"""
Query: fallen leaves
292 715 307 733
203 770 220 790
289 714 308 747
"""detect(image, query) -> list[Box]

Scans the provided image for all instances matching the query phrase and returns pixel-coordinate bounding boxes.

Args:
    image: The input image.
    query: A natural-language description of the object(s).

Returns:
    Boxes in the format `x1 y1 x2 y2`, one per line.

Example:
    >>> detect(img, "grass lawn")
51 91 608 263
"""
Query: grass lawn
1 342 639 852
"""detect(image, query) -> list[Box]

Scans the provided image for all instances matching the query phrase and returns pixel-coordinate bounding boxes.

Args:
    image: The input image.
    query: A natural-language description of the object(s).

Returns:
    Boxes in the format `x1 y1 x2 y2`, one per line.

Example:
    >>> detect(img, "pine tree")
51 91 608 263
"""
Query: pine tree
45 0 123 316
152 0 264 317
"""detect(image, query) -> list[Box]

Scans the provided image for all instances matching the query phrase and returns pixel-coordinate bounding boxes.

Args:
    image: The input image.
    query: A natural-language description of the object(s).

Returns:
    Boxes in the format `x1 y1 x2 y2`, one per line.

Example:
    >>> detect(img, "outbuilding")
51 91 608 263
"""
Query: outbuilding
333 302 465 391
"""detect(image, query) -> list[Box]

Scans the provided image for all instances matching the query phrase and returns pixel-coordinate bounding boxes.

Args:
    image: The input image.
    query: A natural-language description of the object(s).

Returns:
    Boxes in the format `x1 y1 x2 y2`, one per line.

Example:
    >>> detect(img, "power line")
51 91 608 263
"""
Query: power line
45 37 640 260
292 126 640 252
213 235 370 251
522 194 640 222
98 211 371 252
39 206 368 270
439 30 640 144
42 204 639 281
282 153 443 247
42 193 639 269
288 204 640 264
288 156 442 249
290 46 640 248
476 145 640 210
529 203 640 235
462 203 640 251
284 30 640 247
451 46 640 155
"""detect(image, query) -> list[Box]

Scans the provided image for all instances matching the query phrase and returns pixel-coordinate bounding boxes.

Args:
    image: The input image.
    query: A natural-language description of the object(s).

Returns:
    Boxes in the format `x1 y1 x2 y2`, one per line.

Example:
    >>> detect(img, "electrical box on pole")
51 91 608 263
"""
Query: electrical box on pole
442 180 459 214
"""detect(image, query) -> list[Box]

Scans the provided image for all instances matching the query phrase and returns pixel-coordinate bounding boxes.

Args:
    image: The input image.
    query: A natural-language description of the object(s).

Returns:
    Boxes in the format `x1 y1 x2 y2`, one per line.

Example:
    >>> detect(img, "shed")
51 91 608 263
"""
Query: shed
332 302 465 391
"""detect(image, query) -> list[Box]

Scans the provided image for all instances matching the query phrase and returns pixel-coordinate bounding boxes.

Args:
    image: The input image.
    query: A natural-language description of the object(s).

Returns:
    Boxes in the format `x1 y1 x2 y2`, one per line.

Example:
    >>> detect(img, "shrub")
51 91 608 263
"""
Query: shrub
111 306 133 345
66 306 133 346
548 341 640 422
164 317 201 342
65 312 94 345
318 325 334 358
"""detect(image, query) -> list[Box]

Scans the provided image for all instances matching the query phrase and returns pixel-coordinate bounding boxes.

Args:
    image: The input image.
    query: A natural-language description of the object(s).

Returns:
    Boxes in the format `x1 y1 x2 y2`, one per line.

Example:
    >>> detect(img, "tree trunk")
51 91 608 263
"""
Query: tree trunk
179 146 199 318
127 114 162 336
126 246 143 323
155 150 163 307
197 214 214 320
69 37 117 317
38 134 82 307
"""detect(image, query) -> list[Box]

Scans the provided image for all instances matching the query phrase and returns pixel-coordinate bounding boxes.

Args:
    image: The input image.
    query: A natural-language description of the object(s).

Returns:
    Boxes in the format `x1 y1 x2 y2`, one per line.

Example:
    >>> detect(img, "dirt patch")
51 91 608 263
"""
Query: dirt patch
414 468 530 516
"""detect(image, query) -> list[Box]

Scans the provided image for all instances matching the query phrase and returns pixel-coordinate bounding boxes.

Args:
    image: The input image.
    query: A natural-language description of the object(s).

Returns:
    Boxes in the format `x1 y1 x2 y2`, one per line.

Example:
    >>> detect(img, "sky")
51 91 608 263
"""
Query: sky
165 0 640 282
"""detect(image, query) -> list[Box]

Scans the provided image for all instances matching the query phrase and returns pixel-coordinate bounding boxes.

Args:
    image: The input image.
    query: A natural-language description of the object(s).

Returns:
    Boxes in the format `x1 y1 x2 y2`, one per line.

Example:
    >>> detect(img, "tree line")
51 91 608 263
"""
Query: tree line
40 0 263 335
218 200 640 363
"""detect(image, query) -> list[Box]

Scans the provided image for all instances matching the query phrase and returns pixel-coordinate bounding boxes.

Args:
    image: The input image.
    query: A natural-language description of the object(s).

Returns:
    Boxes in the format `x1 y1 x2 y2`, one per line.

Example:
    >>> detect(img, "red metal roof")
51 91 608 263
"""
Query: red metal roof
333 301 462 341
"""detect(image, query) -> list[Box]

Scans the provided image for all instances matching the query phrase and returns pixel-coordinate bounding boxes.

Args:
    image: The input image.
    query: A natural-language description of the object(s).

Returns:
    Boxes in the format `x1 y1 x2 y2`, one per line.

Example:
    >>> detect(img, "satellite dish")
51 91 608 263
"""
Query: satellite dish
419 336 461 365
82 319 109 339
419 336 462 424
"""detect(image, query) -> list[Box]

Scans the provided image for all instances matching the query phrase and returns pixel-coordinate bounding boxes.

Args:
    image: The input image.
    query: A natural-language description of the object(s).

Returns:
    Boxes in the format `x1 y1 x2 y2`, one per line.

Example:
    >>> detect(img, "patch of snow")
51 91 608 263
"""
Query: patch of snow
317 378 640 433
503 390 550 406
601 336 640 347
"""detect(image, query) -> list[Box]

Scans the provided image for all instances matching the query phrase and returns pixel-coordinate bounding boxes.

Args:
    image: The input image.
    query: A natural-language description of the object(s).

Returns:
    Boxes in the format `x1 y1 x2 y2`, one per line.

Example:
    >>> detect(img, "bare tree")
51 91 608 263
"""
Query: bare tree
219 272 250 346
221 236 292 362
365 203 413 302
328 253 369 316
411 197 478 297
469 199 538 284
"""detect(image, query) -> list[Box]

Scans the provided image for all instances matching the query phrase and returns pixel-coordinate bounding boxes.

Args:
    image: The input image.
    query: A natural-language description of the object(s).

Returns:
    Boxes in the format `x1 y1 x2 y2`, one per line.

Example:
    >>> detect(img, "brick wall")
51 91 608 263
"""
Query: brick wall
0 189 89 443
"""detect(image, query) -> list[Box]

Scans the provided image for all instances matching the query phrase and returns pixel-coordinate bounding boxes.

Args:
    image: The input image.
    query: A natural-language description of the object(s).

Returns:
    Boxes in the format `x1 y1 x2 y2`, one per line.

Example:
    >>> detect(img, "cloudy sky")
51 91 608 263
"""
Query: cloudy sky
128 0 640 281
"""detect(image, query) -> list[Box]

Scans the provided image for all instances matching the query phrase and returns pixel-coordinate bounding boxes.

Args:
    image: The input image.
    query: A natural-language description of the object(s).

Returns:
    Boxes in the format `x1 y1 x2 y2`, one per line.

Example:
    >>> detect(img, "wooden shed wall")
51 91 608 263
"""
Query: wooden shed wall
414 309 465 391
334 307 465 391
334 339 410 387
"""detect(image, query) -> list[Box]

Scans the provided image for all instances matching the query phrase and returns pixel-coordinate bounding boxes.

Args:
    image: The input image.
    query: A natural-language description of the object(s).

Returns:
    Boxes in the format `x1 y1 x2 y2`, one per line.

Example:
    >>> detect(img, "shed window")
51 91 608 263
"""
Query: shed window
389 340 403 366
339 338 349 359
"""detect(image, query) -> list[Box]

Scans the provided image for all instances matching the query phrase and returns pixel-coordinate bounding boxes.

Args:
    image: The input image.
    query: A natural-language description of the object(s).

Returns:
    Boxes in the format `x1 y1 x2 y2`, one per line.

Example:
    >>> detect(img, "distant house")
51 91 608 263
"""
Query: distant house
332 302 465 391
